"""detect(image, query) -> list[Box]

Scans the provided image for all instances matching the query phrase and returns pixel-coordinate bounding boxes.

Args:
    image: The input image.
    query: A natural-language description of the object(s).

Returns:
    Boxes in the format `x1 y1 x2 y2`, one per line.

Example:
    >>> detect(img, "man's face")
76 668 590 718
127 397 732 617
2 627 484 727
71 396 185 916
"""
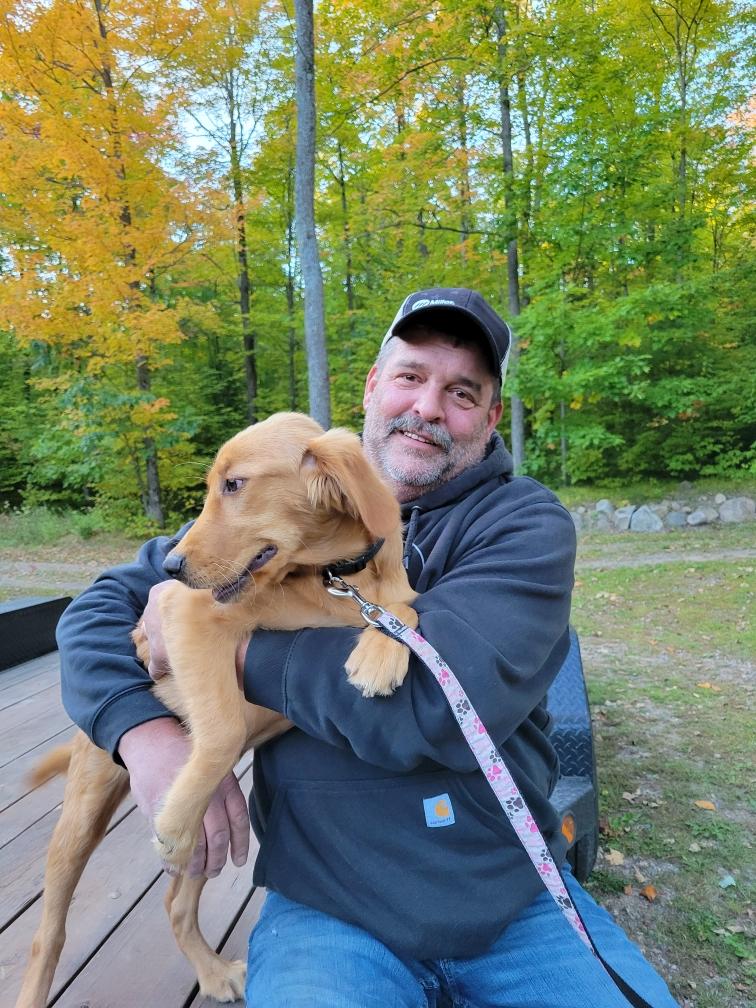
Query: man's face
361 329 503 503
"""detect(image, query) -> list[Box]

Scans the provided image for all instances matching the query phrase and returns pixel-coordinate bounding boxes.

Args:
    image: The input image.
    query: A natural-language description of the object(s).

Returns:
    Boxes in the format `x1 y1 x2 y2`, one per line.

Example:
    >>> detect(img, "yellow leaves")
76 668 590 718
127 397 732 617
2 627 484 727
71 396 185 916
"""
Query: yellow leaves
640 884 658 902
569 395 584 410
694 800 717 811
131 397 176 430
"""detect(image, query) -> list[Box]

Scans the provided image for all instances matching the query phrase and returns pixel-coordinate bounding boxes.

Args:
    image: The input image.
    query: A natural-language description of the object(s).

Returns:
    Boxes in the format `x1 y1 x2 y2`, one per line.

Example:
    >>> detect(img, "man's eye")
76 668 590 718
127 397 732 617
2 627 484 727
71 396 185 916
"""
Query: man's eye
222 477 246 495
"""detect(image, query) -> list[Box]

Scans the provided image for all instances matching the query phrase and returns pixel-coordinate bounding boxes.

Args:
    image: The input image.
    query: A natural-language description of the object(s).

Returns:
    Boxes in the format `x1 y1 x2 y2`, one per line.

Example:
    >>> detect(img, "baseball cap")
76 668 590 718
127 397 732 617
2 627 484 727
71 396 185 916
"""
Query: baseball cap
381 287 511 383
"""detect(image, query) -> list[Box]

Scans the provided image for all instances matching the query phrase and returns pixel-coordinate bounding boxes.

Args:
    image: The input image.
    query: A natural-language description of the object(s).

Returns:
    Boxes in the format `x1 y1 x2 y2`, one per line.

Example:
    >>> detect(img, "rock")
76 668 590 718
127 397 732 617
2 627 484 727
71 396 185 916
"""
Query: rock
577 505 587 515
595 498 615 516
719 497 756 524
687 508 716 526
650 503 670 518
665 511 687 529
714 493 726 505
589 512 613 532
629 505 664 532
570 511 584 532
678 480 694 491
614 505 636 531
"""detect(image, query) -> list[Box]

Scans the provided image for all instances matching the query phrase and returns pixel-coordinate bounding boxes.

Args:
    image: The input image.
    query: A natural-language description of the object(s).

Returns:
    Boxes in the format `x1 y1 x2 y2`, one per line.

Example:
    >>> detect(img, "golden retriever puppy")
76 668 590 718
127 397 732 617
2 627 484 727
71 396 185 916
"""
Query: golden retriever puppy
16 413 417 1008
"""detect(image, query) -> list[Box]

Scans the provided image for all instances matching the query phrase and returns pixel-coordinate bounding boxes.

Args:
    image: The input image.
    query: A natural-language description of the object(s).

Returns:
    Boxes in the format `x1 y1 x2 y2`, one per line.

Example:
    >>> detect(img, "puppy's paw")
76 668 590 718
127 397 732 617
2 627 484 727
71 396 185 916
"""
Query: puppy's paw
345 626 410 697
131 620 150 666
198 957 247 1003
153 806 199 871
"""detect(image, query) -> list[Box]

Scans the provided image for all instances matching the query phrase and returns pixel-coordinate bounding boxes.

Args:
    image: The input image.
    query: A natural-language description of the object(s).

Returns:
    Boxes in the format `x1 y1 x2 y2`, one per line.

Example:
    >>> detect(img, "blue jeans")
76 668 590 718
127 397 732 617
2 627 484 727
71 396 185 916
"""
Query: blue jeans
246 868 679 1007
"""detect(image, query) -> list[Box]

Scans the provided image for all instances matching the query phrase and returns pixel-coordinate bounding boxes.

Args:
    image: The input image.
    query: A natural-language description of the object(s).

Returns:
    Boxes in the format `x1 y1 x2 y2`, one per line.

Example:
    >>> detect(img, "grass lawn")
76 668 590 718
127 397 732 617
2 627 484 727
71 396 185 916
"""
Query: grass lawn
573 530 755 1008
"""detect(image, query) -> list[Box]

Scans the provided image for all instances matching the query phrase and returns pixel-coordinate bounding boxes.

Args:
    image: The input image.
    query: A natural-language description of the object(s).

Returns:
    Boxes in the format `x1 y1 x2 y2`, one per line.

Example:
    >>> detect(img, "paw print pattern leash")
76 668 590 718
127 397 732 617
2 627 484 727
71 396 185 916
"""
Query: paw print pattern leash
325 574 655 1008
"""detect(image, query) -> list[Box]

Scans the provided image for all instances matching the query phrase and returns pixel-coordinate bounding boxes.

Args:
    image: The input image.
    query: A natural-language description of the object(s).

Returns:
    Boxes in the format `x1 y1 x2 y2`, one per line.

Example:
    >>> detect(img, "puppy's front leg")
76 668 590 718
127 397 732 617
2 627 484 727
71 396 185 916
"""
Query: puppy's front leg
345 602 418 697
152 582 246 870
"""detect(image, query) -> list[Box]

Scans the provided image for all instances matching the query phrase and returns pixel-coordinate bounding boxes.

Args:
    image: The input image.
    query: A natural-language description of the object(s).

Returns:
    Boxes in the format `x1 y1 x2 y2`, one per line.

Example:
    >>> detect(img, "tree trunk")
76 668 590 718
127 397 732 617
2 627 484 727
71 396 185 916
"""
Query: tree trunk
136 355 165 525
494 5 524 472
227 70 257 423
336 140 356 323
93 0 164 522
294 0 330 428
285 158 298 410
455 76 472 256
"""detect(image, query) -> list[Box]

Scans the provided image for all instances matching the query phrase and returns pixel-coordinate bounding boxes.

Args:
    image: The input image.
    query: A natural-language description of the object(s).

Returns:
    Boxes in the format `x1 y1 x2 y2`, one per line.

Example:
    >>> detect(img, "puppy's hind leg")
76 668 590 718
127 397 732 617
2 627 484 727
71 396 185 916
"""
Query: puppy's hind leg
166 874 246 1002
15 733 129 1008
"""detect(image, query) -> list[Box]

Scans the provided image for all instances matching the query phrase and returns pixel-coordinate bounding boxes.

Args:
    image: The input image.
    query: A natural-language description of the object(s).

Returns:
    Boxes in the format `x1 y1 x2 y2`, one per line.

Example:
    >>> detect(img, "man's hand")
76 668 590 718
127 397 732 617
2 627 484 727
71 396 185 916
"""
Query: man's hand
118 718 250 877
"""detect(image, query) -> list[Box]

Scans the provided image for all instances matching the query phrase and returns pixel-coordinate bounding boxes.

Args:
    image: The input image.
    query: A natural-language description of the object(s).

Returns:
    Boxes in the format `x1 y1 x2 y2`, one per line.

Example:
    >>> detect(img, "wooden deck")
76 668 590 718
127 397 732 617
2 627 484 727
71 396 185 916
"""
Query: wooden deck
0 652 262 1007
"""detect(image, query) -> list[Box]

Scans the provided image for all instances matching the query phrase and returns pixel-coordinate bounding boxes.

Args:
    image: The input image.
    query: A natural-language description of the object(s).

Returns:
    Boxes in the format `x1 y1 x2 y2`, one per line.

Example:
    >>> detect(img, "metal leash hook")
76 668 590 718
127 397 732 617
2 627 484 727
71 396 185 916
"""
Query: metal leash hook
323 571 386 628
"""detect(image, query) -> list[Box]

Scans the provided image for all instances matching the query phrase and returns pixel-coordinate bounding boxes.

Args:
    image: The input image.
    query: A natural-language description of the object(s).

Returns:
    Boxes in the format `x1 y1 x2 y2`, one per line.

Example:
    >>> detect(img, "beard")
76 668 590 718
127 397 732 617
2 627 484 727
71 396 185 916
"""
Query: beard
362 410 490 501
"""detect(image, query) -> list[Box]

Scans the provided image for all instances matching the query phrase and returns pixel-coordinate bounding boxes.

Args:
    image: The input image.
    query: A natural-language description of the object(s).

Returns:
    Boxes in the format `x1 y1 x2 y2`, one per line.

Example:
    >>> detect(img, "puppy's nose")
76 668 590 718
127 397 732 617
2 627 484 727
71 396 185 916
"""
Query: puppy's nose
163 552 185 577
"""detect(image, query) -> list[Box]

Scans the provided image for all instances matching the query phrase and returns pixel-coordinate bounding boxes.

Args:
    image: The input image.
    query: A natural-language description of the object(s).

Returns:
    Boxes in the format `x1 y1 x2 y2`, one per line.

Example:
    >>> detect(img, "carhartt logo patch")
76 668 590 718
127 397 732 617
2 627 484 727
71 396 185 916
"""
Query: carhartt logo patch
423 793 455 827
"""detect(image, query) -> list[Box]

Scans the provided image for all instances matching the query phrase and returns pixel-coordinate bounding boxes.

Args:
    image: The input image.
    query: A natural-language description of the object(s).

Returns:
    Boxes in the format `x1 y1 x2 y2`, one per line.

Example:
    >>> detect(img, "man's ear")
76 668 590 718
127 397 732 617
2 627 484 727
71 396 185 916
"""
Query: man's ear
487 400 503 436
363 364 379 410
302 428 400 540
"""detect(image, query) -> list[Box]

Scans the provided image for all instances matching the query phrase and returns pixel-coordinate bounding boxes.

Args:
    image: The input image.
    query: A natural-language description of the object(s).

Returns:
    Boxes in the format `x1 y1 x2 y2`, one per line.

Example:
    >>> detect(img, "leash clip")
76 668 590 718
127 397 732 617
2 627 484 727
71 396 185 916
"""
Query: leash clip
323 571 386 627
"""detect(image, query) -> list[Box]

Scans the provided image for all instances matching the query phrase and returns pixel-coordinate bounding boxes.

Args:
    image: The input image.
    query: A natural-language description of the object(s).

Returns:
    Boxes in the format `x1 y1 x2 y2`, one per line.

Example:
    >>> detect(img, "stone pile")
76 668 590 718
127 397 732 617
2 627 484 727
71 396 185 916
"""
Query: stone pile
569 492 756 534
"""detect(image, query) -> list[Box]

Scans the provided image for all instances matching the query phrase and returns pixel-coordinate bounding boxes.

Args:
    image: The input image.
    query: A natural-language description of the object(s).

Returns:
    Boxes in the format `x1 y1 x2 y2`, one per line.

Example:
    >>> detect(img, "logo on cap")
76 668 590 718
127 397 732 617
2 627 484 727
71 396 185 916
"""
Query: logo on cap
410 298 455 310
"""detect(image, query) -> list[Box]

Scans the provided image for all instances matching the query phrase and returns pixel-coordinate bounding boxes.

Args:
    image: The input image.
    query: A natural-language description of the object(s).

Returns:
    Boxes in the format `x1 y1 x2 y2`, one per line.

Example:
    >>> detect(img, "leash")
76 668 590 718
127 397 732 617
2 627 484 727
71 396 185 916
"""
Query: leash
325 573 656 1007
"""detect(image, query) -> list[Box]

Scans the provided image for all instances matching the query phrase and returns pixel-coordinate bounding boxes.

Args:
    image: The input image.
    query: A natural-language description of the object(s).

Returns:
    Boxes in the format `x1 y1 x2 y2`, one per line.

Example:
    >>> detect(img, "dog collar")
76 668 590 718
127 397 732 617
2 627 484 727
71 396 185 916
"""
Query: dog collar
322 538 385 579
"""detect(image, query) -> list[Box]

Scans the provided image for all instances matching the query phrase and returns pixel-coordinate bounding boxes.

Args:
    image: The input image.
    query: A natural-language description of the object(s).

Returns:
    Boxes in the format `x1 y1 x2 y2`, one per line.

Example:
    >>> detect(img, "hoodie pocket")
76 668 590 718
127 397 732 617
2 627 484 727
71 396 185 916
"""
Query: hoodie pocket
252 771 549 959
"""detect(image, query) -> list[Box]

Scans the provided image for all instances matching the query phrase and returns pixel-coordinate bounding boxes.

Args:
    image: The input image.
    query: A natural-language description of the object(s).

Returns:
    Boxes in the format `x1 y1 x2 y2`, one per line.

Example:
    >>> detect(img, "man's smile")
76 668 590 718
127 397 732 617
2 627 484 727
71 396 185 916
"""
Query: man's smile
396 429 443 449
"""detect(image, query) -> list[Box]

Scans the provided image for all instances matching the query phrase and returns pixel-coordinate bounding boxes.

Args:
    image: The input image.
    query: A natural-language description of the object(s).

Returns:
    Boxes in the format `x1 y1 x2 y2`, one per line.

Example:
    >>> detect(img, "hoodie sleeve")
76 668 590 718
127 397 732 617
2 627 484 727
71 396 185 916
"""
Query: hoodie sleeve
57 532 183 758
243 493 576 772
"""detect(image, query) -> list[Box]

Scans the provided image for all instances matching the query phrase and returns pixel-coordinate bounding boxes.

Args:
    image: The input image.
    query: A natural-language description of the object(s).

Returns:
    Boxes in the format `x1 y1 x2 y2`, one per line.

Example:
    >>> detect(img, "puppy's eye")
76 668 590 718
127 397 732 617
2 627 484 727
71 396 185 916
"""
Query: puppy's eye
222 477 246 495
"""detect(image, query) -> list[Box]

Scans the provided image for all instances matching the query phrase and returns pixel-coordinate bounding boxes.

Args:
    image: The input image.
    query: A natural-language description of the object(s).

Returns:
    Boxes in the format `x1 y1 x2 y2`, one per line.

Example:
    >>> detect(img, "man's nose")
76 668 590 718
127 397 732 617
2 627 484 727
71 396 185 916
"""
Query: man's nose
412 385 444 422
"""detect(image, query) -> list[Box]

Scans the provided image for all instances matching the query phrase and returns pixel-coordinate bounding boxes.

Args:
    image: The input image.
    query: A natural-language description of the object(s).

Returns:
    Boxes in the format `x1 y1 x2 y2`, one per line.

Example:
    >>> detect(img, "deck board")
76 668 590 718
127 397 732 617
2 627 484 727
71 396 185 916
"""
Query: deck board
0 653 262 1007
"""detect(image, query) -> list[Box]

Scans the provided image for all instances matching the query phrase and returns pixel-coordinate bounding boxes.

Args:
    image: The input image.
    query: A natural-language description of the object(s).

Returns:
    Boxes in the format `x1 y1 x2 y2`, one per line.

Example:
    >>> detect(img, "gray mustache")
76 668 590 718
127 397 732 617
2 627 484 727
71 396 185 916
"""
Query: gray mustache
387 416 453 452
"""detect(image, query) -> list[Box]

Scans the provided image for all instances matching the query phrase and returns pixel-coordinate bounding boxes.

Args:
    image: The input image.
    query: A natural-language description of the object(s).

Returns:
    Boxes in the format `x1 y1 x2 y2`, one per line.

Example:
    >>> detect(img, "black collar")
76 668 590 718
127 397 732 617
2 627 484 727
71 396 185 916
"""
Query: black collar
323 538 385 579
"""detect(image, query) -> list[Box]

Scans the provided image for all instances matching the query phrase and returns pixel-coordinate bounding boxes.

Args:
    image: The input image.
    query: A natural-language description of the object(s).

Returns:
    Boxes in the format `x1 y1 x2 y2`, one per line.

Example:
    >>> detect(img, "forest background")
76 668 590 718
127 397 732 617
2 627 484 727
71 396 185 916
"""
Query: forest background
0 0 754 533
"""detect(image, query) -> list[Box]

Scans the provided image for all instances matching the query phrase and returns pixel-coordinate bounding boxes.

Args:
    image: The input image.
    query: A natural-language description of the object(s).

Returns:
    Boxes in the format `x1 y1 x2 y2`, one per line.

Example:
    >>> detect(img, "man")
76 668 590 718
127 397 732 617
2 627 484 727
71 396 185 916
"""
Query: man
58 288 678 1007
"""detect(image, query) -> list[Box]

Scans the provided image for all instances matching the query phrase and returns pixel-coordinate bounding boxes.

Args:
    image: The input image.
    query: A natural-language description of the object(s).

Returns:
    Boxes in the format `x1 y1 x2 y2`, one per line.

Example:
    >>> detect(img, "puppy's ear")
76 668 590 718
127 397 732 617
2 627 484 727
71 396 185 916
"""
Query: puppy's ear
302 428 400 539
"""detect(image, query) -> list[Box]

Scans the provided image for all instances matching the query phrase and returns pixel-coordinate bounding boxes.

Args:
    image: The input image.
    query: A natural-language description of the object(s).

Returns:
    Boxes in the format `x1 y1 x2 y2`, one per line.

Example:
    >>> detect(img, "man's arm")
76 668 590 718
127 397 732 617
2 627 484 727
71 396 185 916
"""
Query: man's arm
57 532 179 751
56 526 250 877
242 496 576 771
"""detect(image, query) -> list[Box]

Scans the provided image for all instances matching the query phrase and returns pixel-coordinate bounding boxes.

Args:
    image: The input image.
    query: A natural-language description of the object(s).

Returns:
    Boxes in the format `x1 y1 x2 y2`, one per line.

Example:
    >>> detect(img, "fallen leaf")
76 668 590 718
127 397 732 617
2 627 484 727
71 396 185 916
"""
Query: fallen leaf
634 866 648 884
605 848 625 866
719 875 736 889
623 884 634 895
622 789 641 803
640 884 658 902
694 800 716 811
696 682 722 692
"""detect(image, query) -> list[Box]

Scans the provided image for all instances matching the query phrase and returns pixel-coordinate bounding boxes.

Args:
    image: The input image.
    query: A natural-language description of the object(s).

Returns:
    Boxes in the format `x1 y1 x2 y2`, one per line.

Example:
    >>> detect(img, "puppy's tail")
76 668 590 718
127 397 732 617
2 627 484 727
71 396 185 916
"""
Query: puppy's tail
28 742 74 787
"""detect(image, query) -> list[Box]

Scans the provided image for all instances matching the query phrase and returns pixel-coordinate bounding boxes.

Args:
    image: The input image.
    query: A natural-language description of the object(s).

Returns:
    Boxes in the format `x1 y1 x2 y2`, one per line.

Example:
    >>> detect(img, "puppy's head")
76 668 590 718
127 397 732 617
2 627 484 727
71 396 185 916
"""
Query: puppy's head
166 413 400 603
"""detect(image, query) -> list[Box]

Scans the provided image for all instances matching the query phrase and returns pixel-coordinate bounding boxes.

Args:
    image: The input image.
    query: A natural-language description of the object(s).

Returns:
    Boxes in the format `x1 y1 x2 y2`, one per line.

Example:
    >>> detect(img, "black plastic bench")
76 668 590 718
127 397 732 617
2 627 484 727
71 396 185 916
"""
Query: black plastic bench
0 595 72 671
546 628 599 881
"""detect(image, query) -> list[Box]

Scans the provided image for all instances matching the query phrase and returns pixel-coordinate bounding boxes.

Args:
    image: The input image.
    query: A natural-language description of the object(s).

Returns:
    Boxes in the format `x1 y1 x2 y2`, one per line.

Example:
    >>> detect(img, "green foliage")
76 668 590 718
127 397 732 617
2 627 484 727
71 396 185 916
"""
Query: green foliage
0 0 753 524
